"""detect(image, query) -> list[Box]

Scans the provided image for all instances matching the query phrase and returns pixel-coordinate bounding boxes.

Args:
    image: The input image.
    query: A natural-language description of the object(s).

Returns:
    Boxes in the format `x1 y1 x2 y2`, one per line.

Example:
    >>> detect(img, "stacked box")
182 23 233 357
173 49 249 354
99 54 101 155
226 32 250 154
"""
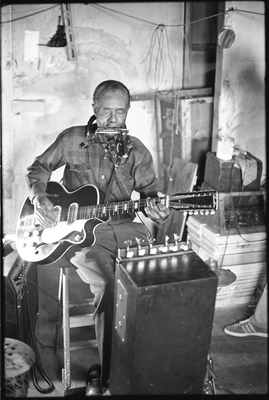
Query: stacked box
187 215 267 307
204 152 262 192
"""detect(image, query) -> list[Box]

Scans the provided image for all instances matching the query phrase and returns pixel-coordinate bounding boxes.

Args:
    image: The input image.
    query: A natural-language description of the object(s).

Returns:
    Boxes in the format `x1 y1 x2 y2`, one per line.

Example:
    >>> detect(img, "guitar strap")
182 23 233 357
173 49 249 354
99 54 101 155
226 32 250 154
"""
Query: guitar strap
103 166 117 203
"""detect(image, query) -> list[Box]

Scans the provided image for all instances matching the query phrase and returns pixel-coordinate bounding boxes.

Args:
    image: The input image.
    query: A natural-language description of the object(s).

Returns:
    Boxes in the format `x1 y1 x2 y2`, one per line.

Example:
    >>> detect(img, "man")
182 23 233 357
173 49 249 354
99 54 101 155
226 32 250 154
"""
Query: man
224 284 267 338
26 80 171 395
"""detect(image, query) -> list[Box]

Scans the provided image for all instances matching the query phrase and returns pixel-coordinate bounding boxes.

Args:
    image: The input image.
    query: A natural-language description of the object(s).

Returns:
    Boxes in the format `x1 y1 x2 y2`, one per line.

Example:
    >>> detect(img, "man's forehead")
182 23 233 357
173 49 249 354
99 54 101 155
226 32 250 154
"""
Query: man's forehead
99 89 128 99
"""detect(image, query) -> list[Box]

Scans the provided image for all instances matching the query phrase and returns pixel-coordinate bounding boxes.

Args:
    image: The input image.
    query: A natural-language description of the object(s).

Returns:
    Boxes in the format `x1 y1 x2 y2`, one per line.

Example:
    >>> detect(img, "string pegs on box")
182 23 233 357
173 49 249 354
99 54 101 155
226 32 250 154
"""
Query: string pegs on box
180 234 191 251
169 233 180 252
160 235 169 253
146 235 157 255
135 237 146 256
124 239 134 259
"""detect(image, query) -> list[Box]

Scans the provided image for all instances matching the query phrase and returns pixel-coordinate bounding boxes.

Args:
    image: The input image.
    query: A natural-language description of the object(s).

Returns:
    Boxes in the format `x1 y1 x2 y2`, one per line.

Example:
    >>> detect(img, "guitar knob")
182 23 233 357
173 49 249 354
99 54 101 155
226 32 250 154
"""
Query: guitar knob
23 231 30 238
210 210 215 214
33 229 40 236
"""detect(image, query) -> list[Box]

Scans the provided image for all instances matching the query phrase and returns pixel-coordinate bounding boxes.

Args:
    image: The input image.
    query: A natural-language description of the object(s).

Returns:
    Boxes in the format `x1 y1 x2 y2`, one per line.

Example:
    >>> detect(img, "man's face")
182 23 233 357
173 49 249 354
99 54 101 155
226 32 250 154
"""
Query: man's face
93 89 130 134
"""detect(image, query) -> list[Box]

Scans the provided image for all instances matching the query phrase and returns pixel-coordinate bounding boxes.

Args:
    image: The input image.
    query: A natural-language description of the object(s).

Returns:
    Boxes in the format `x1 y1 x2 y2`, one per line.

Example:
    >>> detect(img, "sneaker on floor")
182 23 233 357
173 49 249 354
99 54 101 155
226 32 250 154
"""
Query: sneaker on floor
224 318 268 338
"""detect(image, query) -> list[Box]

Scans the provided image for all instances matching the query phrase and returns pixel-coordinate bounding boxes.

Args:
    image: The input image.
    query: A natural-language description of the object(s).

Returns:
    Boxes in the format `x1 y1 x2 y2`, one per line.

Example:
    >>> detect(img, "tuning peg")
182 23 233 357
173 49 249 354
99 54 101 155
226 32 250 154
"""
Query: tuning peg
169 233 180 252
135 237 146 256
146 235 157 254
165 235 169 246
135 237 144 249
180 234 191 251
159 235 169 253
146 235 155 247
210 210 215 214
160 245 168 253
124 240 133 252
173 233 180 244
124 239 134 258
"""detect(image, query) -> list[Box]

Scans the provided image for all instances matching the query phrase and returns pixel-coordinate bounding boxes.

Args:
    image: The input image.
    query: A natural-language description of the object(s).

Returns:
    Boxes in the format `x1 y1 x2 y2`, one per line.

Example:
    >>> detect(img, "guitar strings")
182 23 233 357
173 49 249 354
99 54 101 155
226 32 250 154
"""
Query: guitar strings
20 192 215 225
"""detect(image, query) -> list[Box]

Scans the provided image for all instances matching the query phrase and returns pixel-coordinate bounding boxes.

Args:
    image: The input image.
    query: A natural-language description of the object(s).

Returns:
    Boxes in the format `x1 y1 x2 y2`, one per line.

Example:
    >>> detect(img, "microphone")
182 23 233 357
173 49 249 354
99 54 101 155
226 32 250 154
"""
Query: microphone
80 115 97 148
117 131 129 158
80 131 90 148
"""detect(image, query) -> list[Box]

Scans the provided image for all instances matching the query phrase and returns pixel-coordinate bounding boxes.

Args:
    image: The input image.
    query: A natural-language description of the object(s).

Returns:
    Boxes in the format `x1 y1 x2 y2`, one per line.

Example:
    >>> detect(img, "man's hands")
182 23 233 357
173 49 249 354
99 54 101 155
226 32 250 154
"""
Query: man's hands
145 192 171 223
33 195 57 228
33 191 171 227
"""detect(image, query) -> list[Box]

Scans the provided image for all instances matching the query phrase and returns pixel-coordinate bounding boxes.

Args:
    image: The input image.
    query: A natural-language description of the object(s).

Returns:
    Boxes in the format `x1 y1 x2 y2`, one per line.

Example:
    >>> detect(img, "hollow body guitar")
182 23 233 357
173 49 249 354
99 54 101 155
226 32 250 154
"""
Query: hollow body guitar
16 181 217 265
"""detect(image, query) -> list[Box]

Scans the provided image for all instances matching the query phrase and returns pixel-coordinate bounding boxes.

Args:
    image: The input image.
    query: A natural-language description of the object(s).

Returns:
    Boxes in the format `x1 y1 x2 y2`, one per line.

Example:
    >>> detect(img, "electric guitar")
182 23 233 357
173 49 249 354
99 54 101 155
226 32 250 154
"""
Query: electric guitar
16 181 217 265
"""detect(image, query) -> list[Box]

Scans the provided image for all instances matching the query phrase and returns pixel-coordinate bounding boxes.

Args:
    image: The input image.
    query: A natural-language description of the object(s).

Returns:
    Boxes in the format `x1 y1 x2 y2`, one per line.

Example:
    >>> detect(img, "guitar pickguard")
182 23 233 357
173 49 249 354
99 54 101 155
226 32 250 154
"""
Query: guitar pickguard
41 220 87 244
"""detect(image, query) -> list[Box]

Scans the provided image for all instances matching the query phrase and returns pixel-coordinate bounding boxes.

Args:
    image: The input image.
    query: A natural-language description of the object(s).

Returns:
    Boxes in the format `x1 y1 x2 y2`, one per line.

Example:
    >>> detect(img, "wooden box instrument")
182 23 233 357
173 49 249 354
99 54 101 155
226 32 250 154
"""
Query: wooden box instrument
109 241 218 395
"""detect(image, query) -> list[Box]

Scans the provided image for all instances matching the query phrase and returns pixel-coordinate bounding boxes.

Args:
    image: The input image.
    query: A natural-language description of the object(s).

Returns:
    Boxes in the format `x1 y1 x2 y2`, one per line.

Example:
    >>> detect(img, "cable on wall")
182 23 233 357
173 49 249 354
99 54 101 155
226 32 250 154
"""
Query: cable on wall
1 4 60 24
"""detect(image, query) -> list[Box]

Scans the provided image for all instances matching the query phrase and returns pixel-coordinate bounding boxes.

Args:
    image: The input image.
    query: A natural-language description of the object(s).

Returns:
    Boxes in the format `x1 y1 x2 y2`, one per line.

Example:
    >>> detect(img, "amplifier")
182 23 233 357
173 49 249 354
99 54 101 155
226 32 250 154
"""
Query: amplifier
201 182 266 235
109 242 218 395
3 248 38 345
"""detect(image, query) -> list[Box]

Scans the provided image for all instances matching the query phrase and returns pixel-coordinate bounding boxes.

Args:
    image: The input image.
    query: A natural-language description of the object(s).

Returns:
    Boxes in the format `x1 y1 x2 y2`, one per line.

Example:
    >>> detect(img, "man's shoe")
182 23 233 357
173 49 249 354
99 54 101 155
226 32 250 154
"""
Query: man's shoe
224 318 268 338
86 364 103 396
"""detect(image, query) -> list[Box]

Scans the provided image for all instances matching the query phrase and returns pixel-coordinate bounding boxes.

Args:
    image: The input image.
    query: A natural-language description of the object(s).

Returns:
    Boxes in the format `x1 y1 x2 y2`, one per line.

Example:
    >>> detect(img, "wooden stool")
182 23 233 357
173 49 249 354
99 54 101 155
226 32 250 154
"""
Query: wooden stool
54 264 98 395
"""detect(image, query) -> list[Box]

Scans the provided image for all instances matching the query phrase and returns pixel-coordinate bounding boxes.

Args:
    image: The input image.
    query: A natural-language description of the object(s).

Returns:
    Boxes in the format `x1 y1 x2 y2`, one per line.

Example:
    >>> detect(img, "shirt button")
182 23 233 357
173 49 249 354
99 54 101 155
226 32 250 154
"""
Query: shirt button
101 175 105 179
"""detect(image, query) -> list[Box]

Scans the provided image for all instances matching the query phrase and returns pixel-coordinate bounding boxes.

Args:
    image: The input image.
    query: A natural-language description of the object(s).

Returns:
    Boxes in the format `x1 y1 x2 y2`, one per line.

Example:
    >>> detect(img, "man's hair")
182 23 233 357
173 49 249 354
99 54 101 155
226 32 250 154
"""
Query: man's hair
93 80 130 105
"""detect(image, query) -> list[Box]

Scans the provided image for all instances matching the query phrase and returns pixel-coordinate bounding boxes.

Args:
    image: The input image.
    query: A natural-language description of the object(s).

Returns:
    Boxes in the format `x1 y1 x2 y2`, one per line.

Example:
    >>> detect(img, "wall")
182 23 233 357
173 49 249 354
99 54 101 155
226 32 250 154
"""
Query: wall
1 2 266 237
212 2 266 179
1 2 184 235
183 2 219 89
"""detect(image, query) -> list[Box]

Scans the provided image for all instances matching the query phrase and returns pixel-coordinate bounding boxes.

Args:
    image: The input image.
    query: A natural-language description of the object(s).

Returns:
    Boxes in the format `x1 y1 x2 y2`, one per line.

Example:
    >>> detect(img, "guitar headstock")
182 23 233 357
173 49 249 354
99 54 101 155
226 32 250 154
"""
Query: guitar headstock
167 190 218 214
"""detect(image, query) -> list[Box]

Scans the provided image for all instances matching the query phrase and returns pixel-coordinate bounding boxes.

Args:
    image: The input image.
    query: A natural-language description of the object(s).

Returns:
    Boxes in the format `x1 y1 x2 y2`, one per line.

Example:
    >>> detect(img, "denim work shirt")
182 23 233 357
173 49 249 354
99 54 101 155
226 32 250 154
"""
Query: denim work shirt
26 126 162 209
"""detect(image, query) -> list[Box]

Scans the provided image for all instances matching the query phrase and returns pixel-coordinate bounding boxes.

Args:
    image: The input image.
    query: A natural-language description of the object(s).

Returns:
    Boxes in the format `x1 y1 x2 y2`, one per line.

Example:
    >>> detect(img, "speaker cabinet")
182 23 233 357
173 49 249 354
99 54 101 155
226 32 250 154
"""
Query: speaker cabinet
3 249 38 345
109 250 217 395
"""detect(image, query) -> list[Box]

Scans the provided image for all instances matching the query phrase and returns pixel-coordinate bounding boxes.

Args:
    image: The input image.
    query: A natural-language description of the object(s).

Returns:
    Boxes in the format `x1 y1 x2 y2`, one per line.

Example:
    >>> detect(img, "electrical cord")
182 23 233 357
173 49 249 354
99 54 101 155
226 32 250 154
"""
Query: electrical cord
25 275 59 350
18 263 55 394
25 275 55 394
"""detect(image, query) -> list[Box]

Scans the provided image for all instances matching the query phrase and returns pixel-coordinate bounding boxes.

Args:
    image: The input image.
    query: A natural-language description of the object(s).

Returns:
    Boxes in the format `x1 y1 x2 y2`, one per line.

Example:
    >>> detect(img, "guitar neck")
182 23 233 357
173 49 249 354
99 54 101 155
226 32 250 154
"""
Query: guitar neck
78 198 147 220
77 190 216 220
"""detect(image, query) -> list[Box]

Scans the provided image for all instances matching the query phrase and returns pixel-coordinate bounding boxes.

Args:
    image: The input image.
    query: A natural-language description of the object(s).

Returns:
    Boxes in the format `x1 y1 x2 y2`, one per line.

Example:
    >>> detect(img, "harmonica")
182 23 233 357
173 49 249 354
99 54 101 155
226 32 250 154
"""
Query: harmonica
96 127 129 135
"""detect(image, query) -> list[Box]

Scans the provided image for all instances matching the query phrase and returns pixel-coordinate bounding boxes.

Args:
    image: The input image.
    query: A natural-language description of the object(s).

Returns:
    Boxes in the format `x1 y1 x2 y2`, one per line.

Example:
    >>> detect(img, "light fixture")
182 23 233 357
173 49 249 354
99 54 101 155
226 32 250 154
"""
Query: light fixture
47 16 67 47
218 27 236 49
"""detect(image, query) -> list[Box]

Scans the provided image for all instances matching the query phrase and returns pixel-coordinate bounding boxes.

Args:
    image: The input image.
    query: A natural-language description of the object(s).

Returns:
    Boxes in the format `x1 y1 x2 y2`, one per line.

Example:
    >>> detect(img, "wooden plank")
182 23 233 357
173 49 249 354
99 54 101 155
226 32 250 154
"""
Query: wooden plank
191 241 266 266
69 313 94 328
69 340 98 351
187 215 267 245
130 88 212 102
201 237 266 254
215 262 267 307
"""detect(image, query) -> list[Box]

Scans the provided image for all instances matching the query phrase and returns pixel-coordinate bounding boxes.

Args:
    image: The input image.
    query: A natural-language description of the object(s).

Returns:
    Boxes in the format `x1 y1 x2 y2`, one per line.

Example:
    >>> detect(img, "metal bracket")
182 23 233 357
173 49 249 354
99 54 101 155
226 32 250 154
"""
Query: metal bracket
115 279 128 342
61 3 76 60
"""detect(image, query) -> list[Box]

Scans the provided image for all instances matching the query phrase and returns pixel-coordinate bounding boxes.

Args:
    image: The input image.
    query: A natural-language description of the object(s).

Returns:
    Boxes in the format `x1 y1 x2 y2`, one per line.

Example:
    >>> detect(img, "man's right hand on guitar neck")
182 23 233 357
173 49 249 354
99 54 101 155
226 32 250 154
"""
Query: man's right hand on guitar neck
33 195 57 228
